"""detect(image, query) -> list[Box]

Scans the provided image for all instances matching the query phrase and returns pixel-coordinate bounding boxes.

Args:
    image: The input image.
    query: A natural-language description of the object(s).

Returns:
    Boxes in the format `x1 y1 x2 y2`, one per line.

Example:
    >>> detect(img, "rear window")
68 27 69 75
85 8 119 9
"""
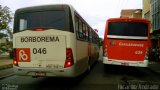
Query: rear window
108 22 148 37
16 10 65 31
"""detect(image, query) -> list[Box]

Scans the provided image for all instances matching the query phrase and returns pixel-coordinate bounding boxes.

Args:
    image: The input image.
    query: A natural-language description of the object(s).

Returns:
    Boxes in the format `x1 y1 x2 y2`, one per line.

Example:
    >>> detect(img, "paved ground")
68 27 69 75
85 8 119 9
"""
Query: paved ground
148 61 160 74
0 55 160 74
0 55 13 70
0 55 160 80
0 54 160 90
0 61 160 90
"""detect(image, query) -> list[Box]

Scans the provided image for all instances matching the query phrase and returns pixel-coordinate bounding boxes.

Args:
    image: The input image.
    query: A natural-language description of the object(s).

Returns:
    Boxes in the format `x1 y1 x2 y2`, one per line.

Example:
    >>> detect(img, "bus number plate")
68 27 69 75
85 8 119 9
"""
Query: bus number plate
121 62 129 66
35 72 46 76
33 48 47 54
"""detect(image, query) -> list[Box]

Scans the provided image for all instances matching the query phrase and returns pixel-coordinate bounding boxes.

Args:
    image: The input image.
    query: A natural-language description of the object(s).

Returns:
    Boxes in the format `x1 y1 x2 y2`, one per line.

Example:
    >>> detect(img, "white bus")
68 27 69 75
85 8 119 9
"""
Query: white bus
13 4 99 77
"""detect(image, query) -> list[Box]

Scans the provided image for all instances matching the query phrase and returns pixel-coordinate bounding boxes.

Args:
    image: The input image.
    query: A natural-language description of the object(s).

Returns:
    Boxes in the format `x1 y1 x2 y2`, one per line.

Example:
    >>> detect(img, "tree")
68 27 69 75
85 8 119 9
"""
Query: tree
99 38 104 46
0 5 13 56
0 5 12 31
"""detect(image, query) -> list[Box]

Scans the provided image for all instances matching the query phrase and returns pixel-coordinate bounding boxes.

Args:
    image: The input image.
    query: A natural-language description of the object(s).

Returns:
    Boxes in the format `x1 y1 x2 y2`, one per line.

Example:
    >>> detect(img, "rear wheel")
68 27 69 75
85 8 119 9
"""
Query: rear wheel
87 63 91 72
104 64 109 71
32 76 38 78
87 57 91 73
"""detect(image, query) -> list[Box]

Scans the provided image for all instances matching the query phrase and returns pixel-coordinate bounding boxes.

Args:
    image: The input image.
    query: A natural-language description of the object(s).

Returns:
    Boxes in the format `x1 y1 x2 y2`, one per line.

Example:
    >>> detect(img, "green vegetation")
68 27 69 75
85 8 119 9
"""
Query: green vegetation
0 5 13 58
99 38 104 46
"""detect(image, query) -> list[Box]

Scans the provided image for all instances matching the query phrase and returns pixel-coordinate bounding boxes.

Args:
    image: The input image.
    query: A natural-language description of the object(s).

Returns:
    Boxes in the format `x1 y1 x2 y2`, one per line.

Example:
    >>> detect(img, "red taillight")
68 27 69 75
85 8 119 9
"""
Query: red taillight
103 45 108 57
13 48 18 66
145 48 149 60
13 60 18 65
64 48 74 68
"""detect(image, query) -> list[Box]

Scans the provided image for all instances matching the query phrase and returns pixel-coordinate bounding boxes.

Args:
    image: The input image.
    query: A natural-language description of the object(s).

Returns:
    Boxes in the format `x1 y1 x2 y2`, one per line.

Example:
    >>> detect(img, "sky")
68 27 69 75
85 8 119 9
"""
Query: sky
0 0 142 38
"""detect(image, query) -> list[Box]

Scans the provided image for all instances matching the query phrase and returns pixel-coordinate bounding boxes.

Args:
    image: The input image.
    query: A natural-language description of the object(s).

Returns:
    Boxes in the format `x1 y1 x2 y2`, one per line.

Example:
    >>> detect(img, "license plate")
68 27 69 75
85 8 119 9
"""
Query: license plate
121 62 129 66
35 72 46 76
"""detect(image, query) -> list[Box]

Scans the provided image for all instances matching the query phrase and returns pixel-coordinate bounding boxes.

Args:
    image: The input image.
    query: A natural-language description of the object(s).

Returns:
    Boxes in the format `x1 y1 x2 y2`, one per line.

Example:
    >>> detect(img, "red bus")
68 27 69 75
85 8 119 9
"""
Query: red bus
103 18 150 67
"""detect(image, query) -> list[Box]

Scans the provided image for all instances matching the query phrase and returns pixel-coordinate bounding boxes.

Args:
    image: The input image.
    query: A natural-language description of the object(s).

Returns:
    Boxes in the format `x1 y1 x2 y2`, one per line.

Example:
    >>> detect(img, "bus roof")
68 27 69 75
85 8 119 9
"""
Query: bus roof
15 4 74 14
107 18 150 23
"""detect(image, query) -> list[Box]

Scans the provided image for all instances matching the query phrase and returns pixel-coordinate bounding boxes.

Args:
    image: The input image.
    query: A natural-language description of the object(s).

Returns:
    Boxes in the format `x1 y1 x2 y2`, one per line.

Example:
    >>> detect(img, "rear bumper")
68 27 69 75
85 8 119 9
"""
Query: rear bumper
103 57 148 67
13 65 78 77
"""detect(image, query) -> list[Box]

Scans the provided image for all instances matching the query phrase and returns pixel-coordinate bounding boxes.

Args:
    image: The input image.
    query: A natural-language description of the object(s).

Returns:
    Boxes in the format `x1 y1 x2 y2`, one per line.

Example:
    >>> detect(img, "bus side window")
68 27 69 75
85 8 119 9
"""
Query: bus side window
92 31 95 43
89 29 92 43
96 34 99 44
95 35 97 44
79 19 83 39
82 23 86 41
86 26 89 41
95 33 97 44
93 32 97 44
88 28 90 42
75 16 79 39
94 32 96 43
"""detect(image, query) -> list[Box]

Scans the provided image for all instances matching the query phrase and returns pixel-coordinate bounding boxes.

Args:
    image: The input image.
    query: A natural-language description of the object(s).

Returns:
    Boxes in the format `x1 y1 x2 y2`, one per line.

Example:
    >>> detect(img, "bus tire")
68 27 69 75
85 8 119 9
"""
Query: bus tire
32 76 38 78
87 57 91 73
104 64 108 70
87 63 91 72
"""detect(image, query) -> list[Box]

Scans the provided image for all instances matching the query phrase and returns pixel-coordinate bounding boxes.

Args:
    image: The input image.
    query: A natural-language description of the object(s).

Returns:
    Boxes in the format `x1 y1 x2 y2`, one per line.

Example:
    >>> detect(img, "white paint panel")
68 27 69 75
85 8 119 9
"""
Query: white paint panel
107 35 148 40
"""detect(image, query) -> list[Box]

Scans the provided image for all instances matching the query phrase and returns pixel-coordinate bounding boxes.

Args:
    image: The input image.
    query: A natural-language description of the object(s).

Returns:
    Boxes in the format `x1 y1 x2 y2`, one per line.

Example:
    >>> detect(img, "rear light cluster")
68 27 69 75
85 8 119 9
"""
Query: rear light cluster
145 48 149 60
64 48 74 68
103 45 108 57
13 48 18 66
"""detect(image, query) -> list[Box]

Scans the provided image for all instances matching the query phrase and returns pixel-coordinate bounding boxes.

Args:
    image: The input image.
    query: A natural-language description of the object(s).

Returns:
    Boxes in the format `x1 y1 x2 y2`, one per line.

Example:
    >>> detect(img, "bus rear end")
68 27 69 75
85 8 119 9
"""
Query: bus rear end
13 5 77 77
103 18 150 67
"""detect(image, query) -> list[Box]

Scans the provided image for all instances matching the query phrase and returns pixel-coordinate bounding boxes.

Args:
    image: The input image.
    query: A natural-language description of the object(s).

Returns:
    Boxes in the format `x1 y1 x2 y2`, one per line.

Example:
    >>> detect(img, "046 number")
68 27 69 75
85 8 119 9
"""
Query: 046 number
33 48 47 54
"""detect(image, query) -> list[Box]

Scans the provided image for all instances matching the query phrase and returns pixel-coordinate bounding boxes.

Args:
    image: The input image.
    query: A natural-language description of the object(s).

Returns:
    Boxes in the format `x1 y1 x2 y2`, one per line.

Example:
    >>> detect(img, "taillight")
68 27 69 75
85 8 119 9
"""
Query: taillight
13 48 18 66
145 48 149 60
13 60 18 65
64 48 74 68
103 45 108 57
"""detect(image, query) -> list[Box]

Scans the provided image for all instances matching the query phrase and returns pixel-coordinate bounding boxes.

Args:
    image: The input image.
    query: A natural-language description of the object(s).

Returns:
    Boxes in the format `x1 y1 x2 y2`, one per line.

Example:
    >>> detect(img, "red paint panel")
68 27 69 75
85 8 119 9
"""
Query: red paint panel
16 48 31 62
107 39 148 61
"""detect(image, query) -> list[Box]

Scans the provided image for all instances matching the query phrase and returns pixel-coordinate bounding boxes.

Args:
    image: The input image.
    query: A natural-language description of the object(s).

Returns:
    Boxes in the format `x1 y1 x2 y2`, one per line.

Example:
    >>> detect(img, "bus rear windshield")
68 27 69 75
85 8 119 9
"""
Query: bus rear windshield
108 22 148 37
16 10 65 31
